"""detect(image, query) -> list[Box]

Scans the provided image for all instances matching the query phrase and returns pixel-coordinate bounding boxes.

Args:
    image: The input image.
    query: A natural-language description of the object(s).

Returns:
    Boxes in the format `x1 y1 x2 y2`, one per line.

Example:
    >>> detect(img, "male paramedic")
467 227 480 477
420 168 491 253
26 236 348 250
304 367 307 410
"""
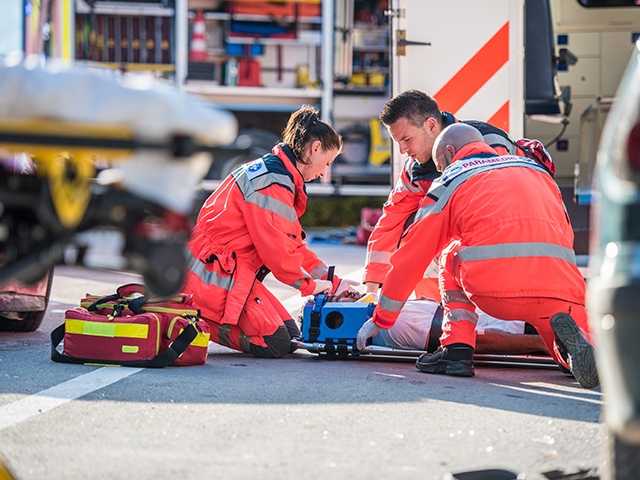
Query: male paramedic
364 90 553 301
357 123 598 389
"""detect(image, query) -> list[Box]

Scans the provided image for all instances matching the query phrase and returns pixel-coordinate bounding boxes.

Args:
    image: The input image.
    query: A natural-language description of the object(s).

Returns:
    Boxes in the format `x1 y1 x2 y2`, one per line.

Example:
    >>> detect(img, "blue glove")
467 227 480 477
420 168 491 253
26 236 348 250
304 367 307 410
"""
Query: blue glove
356 318 381 351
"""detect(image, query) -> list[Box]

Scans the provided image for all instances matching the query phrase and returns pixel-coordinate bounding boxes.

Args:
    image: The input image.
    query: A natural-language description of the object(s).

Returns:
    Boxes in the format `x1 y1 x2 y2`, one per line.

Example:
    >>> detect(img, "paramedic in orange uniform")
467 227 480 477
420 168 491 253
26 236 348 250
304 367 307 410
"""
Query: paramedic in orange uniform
357 123 598 389
364 90 528 302
185 106 358 358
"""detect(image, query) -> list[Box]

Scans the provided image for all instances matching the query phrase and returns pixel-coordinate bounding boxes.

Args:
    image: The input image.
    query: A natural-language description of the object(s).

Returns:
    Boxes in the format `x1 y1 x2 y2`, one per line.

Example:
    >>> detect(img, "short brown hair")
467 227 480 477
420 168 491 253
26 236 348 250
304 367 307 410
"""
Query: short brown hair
380 90 441 127
282 105 342 164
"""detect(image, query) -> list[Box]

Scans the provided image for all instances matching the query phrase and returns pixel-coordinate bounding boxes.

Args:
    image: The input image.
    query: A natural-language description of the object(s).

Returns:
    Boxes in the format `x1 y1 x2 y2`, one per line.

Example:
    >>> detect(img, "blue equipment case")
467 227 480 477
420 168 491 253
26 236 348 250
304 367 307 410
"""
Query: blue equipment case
300 293 375 357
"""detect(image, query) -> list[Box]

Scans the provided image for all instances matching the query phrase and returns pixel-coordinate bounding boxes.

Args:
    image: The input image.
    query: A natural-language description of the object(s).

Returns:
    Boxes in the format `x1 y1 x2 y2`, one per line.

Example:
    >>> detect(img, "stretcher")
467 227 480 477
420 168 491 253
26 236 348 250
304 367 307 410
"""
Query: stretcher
296 293 559 369
0 60 238 296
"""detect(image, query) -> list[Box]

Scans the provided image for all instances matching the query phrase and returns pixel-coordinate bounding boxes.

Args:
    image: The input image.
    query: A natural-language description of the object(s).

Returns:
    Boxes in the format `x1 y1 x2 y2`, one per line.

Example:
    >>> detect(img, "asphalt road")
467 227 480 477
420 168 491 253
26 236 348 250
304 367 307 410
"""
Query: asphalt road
0 245 602 480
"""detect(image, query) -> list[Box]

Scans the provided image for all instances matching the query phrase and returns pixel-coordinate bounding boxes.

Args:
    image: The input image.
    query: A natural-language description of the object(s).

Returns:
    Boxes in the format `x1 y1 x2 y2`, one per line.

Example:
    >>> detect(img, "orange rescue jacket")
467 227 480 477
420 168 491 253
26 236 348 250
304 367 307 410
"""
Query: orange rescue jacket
364 113 524 300
373 142 583 329
184 143 334 324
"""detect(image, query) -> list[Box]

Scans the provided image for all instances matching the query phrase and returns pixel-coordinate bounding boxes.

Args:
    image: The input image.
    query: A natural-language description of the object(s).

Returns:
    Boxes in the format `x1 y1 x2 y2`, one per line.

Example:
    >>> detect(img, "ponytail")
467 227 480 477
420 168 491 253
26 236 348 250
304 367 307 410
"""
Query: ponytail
282 105 341 164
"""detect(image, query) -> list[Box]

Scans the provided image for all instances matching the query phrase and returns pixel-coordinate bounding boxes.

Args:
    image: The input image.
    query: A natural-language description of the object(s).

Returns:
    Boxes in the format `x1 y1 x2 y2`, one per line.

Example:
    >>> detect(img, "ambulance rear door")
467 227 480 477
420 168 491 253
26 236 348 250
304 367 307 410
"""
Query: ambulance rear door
388 0 525 181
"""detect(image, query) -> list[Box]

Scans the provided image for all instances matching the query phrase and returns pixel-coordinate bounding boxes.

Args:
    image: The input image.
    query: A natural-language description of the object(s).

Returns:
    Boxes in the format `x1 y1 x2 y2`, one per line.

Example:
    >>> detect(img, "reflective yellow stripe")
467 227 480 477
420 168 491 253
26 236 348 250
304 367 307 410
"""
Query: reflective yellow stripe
65 319 149 339
168 316 210 348
122 345 140 354
191 332 210 348
79 300 198 317
144 306 199 316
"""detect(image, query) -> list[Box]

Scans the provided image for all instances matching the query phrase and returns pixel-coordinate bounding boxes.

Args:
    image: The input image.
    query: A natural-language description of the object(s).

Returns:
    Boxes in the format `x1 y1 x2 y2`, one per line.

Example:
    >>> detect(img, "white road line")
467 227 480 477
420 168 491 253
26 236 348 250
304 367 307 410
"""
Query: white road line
0 267 366 431
490 383 603 405
0 367 142 431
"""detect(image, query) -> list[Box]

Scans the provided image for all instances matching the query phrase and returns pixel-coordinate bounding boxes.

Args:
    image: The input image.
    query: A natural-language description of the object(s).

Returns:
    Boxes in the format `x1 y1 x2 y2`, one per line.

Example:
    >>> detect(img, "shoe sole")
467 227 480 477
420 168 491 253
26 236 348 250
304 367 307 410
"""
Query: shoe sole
416 359 475 377
551 314 599 389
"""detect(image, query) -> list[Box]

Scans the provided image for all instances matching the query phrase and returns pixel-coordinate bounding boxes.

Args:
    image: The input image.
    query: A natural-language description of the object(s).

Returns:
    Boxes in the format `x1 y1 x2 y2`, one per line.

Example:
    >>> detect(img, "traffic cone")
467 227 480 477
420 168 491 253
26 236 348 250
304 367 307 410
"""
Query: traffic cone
190 10 207 62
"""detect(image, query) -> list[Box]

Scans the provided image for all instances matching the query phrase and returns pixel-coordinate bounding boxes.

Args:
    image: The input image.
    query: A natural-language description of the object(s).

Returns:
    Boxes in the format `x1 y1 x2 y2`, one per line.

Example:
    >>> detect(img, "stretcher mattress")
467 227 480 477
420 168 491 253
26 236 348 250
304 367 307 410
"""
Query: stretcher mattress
0 59 237 146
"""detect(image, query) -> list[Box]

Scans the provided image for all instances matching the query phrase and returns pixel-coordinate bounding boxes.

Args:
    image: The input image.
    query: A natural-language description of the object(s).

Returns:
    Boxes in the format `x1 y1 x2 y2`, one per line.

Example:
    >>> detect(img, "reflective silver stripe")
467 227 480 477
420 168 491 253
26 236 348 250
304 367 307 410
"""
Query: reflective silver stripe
423 258 439 278
233 168 294 199
483 133 517 155
379 294 404 313
367 250 392 265
458 242 576 264
245 192 298 222
310 264 329 279
442 290 473 305
187 254 234 290
445 308 479 324
250 172 295 193
414 155 546 223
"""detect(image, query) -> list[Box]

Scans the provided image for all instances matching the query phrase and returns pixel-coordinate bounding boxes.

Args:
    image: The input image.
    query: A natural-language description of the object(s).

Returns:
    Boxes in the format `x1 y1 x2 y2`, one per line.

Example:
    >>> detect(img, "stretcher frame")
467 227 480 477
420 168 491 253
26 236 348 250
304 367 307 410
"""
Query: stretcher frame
292 340 560 369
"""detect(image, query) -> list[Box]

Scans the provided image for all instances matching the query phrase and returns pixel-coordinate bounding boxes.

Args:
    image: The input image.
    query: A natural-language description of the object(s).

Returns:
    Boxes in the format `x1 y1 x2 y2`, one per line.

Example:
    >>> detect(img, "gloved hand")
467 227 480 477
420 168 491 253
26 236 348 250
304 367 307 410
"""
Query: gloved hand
365 281 380 294
333 278 361 297
312 279 333 295
356 318 381 351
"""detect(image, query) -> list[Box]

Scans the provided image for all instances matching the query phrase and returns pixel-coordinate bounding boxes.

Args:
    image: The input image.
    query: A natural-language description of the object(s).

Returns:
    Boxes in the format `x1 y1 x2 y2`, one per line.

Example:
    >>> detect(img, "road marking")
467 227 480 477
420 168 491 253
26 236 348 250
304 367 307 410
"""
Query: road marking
374 372 406 379
0 367 142 431
0 266 365 430
490 383 603 406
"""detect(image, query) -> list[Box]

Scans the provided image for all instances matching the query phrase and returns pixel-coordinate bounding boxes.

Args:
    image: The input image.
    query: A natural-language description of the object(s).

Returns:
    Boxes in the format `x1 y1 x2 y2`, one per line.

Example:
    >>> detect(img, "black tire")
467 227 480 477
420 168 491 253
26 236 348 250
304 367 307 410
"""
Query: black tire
205 128 280 180
0 268 53 332
604 429 640 480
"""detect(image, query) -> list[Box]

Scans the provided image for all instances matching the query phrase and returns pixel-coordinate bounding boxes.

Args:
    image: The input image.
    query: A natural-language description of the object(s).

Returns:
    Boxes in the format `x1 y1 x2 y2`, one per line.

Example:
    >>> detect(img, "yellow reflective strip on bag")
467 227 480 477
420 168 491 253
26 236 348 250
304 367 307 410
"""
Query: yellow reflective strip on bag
191 332 210 348
144 306 199 316
122 345 139 354
65 319 149 339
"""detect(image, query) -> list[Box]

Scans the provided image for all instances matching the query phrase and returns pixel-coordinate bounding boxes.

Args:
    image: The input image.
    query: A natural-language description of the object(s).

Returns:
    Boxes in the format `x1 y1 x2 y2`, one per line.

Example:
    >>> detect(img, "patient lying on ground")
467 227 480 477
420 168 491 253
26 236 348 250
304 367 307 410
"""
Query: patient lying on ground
371 299 546 355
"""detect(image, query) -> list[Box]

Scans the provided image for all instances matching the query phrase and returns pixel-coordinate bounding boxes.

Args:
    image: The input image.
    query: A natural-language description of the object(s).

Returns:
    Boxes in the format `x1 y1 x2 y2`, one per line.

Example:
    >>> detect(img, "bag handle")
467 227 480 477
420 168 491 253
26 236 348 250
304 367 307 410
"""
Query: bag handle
50 321 199 368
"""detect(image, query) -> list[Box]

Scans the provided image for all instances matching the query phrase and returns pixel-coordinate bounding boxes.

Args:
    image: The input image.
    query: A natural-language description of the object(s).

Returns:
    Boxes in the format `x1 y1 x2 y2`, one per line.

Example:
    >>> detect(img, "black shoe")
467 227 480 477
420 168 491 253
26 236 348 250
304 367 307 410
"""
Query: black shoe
416 344 475 377
551 313 599 389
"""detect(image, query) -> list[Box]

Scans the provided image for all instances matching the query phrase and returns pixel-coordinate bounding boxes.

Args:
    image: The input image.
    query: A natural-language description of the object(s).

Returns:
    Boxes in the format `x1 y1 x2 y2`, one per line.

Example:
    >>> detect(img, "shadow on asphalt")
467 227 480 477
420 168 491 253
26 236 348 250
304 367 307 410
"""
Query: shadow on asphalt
0 302 601 425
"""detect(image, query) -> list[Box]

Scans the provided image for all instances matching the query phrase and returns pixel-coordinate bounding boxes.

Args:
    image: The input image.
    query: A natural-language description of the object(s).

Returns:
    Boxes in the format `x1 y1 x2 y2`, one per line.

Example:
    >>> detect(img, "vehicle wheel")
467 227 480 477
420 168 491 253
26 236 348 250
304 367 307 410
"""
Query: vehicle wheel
604 429 640 480
0 268 53 332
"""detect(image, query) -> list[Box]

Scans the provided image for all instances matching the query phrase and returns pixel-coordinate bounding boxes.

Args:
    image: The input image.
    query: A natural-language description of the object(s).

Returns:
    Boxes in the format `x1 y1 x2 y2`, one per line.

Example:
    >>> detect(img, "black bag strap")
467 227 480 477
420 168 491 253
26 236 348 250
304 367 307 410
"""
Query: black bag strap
50 321 199 368
87 293 121 312
426 305 444 353
88 293 148 315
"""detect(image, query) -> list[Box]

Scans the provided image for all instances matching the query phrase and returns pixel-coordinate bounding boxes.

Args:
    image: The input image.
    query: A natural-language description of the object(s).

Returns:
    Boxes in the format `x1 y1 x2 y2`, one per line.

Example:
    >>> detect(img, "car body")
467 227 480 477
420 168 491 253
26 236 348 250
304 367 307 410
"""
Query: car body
588 39 640 479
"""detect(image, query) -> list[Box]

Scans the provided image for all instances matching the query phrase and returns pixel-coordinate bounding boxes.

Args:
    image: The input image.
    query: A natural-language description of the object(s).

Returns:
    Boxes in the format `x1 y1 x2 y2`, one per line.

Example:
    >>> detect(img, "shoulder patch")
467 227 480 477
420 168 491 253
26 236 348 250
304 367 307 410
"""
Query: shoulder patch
244 158 268 180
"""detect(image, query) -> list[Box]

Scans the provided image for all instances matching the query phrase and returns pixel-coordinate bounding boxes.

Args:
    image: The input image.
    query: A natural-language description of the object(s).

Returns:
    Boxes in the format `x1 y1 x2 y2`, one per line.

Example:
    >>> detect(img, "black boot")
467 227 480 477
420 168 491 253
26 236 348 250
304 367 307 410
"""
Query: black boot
551 313 599 389
416 344 475 377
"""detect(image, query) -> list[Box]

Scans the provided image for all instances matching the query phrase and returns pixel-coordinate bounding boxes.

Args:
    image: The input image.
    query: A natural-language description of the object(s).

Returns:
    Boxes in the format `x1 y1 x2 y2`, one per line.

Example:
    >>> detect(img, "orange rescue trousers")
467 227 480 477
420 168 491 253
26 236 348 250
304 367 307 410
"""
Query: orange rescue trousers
204 282 299 358
438 241 591 368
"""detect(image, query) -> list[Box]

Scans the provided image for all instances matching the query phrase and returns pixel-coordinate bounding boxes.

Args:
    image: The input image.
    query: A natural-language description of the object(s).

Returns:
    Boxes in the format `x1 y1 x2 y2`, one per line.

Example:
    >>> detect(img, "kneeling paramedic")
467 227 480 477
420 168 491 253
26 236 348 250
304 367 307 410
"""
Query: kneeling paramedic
185 106 358 358
356 123 598 388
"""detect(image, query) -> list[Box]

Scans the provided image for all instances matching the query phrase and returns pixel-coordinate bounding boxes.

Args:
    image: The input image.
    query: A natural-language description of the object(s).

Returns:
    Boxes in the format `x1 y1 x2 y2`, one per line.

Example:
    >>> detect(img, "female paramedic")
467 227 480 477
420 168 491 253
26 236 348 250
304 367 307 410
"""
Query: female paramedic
184 106 358 358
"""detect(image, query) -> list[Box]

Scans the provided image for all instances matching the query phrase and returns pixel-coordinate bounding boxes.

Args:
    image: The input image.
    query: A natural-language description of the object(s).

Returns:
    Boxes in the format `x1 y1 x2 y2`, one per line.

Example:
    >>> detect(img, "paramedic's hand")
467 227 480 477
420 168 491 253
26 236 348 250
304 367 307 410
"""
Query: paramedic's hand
312 280 333 295
334 278 361 297
356 318 381 351
365 282 380 294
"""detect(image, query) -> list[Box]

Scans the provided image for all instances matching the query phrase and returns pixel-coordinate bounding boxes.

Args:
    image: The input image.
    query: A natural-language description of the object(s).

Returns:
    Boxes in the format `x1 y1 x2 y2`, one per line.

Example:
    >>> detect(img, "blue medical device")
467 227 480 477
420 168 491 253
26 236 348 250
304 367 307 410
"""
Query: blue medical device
300 292 375 357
